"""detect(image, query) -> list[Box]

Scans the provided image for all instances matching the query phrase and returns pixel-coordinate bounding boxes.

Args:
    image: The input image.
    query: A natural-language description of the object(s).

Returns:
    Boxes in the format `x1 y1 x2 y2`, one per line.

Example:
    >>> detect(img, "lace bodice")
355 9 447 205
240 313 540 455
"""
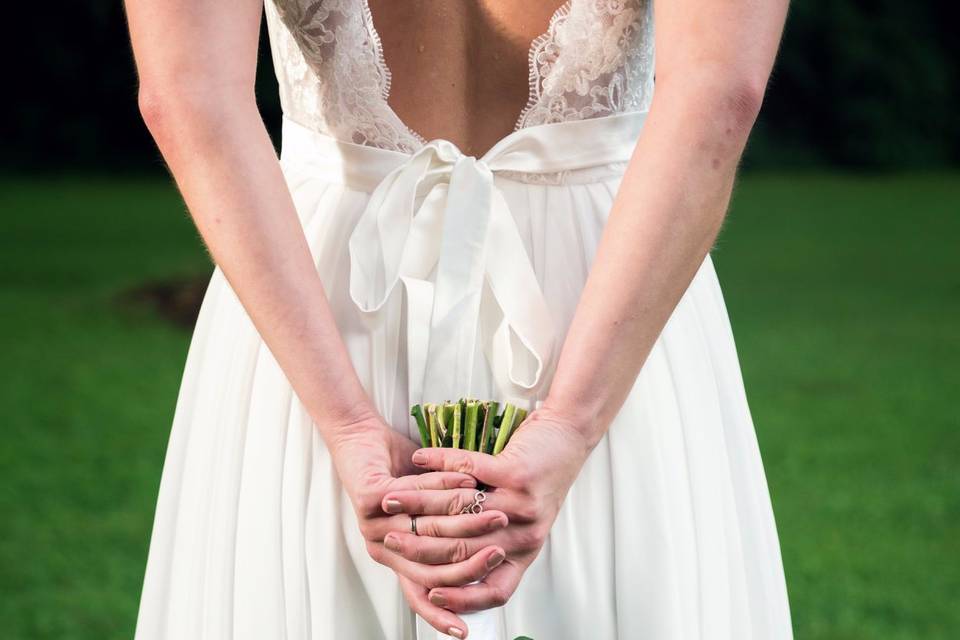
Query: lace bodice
263 0 655 155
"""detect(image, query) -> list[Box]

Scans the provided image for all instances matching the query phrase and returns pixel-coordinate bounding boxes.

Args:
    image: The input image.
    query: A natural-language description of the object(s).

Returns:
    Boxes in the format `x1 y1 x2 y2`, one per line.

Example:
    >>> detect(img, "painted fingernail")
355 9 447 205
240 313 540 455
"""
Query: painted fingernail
447 626 464 639
412 451 427 465
460 478 477 488
429 591 447 607
384 533 401 552
384 499 402 514
486 549 505 570
488 514 507 531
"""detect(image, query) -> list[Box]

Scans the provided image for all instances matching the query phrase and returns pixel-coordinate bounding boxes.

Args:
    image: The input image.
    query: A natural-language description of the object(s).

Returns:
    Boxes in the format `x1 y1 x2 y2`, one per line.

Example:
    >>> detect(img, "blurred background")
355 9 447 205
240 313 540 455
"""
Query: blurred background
1 2 957 638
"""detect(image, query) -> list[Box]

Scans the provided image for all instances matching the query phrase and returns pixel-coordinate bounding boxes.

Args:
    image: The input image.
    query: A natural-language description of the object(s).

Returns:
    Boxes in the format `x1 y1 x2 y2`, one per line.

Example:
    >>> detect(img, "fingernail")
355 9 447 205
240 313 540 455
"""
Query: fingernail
384 533 400 552
488 514 507 531
429 590 447 607
384 499 402 514
459 478 477 488
486 549 505 570
412 451 427 465
447 627 464 639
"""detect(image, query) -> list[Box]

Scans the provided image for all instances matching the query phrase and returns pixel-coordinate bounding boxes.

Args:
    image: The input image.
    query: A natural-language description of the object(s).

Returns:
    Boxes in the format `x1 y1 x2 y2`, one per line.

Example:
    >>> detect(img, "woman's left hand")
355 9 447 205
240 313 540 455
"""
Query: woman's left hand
381 404 594 613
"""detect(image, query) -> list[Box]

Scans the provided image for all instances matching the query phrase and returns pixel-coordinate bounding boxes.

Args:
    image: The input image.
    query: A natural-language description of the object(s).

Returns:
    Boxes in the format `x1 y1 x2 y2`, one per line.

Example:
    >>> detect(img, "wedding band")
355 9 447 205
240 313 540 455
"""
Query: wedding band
460 489 487 515
410 515 419 535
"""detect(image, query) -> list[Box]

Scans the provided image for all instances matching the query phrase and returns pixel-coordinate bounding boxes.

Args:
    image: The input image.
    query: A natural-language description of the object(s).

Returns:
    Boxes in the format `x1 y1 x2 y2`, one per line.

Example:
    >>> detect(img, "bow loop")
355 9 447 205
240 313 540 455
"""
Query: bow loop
347 141 465 314
482 187 555 393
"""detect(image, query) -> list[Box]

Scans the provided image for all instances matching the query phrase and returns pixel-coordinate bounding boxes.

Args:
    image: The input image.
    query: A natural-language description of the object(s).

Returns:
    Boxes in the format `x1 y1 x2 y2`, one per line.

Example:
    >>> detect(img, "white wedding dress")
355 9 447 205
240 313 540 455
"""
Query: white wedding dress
134 1 793 639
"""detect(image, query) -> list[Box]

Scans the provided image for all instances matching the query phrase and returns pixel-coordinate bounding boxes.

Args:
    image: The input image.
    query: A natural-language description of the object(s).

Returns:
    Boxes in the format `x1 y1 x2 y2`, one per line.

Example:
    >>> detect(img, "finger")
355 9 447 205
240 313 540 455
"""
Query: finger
382 487 516 517
388 471 477 492
367 510 508 541
371 541 507 589
387 523 545 564
398 574 468 639
411 448 508 487
427 561 524 613
384 530 506 565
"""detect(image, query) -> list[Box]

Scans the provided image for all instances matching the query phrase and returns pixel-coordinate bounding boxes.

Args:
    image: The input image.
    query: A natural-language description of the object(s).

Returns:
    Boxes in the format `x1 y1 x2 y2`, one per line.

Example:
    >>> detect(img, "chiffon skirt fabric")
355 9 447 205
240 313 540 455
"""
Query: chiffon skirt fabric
134 113 793 640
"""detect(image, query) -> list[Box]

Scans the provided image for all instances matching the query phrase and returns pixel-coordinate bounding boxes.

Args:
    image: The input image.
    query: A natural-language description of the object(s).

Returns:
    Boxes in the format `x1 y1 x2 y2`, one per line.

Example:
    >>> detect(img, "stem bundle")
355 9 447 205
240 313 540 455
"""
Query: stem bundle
409 397 529 455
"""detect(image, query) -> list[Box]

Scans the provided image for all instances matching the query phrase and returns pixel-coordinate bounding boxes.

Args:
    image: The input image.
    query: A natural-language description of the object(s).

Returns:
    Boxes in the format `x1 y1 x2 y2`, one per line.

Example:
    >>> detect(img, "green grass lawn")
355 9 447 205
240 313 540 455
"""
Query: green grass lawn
1 172 957 639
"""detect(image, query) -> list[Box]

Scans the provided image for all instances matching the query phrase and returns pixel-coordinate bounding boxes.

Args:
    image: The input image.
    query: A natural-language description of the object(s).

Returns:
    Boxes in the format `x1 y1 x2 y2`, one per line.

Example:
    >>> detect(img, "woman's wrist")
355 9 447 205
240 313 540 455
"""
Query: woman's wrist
320 403 387 458
536 393 608 454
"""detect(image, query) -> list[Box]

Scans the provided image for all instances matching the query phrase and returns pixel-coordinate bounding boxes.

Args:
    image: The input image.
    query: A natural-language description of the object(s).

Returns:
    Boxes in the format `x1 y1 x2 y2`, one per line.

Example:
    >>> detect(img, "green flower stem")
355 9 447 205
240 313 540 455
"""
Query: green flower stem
410 404 430 448
477 402 488 451
464 400 480 451
440 403 454 447
493 403 518 455
479 400 499 454
451 401 462 449
515 407 528 429
426 403 440 448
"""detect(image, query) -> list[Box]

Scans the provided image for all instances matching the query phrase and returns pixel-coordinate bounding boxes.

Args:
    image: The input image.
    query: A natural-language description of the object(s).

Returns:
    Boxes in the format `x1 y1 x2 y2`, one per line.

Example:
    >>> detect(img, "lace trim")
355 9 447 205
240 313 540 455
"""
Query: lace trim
266 0 654 159
497 161 629 186
516 0 654 130
358 0 429 147
358 0 391 104
267 0 425 154
359 0 574 149
513 1 574 132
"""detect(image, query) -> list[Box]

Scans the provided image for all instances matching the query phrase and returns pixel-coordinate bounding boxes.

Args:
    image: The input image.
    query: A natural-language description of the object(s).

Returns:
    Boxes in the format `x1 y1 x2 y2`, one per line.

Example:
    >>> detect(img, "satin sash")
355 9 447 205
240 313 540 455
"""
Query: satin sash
280 111 647 439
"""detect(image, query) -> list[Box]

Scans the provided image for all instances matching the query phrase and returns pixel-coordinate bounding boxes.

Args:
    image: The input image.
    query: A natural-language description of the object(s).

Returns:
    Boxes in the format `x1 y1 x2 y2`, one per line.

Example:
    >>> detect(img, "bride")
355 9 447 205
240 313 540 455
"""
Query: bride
125 0 792 638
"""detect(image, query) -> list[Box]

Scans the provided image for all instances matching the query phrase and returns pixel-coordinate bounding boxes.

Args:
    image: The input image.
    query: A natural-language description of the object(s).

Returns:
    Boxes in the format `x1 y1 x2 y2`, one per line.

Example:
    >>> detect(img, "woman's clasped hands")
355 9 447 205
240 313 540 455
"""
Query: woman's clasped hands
334 405 592 637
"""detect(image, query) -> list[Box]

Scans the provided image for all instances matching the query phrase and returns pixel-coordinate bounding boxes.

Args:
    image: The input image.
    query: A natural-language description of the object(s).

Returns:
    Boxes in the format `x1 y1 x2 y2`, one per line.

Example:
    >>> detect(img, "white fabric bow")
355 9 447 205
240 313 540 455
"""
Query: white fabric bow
347 138 556 413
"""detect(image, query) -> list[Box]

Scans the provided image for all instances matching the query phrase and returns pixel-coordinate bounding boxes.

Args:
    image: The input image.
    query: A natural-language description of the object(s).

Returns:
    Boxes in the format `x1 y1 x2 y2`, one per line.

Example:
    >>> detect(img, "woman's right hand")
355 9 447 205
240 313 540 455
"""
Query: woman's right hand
328 415 509 636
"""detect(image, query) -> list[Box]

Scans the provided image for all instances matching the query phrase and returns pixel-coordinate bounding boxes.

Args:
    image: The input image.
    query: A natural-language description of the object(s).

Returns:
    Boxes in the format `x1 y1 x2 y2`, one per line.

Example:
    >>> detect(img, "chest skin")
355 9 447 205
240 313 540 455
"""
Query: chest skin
366 0 568 157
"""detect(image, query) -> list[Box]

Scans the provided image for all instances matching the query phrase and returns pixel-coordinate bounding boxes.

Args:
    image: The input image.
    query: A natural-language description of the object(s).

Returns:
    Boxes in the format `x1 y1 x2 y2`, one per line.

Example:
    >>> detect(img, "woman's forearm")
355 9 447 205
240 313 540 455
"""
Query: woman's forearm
138 89 378 440
541 0 789 449
543 80 756 445
124 0 380 445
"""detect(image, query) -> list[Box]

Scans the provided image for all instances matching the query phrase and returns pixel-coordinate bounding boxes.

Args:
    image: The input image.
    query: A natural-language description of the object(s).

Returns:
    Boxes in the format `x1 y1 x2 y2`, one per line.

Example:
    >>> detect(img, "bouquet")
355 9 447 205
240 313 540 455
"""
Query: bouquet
410 398 527 454
410 398 532 640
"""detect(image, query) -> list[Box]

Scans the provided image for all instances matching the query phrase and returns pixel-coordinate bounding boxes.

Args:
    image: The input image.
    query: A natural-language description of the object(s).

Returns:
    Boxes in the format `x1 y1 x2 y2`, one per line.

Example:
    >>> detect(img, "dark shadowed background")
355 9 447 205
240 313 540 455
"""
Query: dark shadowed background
1 2 958 639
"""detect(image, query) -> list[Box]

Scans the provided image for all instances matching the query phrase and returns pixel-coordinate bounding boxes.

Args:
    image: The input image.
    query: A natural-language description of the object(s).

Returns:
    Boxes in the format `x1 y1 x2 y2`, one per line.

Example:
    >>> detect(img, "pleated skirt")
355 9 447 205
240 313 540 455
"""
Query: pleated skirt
134 124 793 640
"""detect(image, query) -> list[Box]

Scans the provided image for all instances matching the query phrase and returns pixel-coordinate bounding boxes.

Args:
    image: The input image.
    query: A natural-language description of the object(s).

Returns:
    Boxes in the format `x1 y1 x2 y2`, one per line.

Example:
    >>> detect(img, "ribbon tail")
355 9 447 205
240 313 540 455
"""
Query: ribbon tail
483 188 556 400
401 276 434 429
420 158 494 402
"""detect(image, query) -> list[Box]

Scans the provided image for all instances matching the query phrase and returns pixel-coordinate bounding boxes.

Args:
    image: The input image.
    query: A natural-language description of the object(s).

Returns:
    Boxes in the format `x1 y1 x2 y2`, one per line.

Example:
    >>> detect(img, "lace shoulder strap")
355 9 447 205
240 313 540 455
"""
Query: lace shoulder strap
264 0 423 153
516 0 655 129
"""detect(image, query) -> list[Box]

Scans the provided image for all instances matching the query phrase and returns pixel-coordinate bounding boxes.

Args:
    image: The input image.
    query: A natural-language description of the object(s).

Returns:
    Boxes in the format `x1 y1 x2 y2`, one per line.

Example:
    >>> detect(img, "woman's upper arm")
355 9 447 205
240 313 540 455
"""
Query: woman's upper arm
124 0 264 108
651 0 789 110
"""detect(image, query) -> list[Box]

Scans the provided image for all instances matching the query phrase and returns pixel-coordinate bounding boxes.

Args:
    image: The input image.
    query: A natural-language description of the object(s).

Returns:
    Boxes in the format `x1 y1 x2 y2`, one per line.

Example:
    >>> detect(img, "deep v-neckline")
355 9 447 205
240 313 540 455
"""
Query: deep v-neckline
359 0 573 153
